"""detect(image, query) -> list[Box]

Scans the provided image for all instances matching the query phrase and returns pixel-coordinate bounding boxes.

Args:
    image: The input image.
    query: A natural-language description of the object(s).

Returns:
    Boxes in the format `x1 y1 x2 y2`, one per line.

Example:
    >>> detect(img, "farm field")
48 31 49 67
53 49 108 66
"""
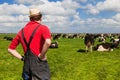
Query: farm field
0 33 120 80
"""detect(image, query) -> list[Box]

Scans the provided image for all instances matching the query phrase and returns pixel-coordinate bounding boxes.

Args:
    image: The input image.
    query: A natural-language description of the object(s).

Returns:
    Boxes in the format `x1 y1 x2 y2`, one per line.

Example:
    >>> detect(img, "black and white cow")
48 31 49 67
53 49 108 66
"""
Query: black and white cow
94 42 119 52
94 42 113 51
98 34 106 43
84 34 95 52
110 37 120 49
4 36 13 41
53 34 61 40
49 42 58 48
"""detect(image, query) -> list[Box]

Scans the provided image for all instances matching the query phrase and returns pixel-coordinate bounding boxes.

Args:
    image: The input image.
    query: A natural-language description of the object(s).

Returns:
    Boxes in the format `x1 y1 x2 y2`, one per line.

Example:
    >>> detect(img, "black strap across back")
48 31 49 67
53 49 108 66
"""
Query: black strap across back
21 24 40 50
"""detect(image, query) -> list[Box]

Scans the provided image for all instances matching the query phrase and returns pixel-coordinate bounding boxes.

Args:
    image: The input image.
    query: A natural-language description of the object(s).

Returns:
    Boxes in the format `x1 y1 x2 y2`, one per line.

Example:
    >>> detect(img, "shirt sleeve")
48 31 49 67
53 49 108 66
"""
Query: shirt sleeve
42 26 51 40
8 34 20 49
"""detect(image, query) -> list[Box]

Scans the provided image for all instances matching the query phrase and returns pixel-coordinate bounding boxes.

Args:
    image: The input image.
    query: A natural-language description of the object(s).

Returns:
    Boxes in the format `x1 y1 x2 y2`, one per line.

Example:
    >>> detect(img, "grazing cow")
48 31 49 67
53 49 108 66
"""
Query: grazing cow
49 42 58 48
72 34 78 39
110 37 119 43
4 36 13 41
84 34 95 52
62 34 68 38
110 37 120 48
98 34 106 43
53 34 61 40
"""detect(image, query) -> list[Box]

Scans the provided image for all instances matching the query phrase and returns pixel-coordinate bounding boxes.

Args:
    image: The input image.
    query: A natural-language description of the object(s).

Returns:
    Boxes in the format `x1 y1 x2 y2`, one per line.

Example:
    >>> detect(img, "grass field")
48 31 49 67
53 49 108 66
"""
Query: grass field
0 33 120 80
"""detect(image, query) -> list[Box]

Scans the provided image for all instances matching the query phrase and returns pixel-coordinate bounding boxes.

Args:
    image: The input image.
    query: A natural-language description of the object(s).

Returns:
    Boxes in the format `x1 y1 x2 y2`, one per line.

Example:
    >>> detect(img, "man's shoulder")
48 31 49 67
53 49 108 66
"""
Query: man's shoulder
40 24 48 27
39 24 49 29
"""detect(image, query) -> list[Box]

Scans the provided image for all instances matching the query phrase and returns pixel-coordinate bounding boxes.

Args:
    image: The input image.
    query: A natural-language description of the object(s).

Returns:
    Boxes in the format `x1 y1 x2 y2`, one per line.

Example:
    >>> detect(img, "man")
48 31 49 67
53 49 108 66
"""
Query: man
8 8 51 80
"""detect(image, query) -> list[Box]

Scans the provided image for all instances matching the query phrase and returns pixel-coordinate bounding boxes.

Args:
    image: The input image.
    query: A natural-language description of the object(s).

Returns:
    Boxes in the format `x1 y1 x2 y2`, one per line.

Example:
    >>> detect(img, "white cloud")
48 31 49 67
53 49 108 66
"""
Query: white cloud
73 0 87 3
0 0 81 33
0 0 120 33
0 3 28 15
15 0 47 5
86 0 120 15
86 4 99 15
112 13 120 22
61 0 80 9
0 15 28 22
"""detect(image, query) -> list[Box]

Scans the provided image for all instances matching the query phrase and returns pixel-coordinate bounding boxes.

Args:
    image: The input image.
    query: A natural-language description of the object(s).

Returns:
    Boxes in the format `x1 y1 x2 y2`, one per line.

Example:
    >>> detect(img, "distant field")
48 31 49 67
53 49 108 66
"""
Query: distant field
0 33 120 80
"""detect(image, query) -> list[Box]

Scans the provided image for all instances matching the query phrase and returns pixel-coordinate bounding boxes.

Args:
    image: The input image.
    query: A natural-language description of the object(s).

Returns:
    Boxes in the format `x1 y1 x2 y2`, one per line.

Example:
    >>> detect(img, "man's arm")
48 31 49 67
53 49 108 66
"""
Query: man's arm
8 48 23 60
39 39 51 60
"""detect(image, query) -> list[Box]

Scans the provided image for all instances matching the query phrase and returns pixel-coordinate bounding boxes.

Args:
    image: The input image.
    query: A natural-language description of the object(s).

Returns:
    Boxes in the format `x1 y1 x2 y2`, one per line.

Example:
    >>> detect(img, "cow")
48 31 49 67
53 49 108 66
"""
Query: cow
98 34 106 43
110 37 120 43
84 34 95 52
53 34 61 40
62 34 68 38
94 41 119 52
3 36 13 41
94 42 113 51
110 37 120 49
49 42 58 48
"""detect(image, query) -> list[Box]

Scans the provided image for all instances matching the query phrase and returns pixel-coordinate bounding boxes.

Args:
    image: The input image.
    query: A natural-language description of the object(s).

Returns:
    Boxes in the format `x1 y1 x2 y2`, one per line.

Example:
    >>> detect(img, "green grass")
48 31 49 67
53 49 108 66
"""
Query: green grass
0 34 120 80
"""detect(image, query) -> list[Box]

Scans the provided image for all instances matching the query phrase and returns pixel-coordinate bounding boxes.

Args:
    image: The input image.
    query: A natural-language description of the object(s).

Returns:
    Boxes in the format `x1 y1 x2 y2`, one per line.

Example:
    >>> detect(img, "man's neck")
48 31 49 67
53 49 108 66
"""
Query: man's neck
35 20 41 23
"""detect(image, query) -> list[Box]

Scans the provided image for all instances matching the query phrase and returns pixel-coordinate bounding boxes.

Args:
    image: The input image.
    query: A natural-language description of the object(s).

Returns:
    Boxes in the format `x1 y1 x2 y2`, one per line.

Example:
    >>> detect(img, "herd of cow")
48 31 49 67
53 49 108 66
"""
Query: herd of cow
51 33 120 52
3 33 120 52
84 33 120 52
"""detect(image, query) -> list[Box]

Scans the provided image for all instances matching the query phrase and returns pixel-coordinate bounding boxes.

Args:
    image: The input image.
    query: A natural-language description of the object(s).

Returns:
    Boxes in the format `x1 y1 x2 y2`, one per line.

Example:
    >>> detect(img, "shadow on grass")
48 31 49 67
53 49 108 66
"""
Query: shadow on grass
77 49 86 53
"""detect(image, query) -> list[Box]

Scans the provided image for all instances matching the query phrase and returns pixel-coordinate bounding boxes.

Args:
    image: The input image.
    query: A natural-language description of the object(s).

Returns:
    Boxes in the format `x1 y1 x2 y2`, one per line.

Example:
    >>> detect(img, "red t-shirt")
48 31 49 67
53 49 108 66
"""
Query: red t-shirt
9 21 51 56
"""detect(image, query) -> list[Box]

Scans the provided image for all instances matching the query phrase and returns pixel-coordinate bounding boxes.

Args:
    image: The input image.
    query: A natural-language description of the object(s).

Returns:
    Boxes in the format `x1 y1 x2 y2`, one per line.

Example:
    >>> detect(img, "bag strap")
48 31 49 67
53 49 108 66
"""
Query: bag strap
22 24 40 50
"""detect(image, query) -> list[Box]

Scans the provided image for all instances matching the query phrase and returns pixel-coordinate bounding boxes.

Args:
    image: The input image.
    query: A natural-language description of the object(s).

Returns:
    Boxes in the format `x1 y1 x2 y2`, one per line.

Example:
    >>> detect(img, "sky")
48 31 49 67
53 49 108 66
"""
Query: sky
0 0 120 33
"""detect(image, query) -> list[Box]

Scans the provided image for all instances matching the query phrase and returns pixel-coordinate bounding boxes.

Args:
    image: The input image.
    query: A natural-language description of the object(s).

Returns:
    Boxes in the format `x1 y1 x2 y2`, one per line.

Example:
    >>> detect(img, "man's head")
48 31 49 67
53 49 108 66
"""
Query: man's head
29 8 42 21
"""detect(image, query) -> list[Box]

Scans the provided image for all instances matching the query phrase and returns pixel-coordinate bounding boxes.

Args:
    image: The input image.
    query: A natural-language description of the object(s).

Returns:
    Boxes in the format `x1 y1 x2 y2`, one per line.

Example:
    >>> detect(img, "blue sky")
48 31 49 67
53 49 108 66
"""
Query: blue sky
0 0 120 33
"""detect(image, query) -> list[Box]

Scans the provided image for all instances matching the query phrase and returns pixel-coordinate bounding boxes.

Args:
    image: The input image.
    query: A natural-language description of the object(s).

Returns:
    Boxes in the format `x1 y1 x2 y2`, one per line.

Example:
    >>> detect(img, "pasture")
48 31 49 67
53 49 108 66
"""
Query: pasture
0 33 120 80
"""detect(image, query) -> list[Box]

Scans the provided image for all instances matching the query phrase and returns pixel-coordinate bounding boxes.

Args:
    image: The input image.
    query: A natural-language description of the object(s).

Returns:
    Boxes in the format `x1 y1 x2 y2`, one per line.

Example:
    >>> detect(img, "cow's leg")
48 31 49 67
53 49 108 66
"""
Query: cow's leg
90 45 92 52
86 46 88 52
